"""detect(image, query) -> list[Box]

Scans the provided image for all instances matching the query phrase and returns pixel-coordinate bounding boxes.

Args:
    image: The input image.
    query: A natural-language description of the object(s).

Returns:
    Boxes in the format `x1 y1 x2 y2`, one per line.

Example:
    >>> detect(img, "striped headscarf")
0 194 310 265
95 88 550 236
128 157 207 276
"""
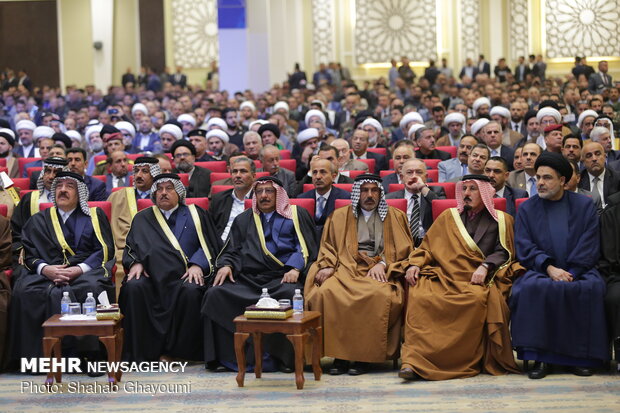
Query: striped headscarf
50 171 91 216
350 174 388 221
150 173 186 204
133 156 161 189
37 157 69 192
456 174 498 222
251 176 292 219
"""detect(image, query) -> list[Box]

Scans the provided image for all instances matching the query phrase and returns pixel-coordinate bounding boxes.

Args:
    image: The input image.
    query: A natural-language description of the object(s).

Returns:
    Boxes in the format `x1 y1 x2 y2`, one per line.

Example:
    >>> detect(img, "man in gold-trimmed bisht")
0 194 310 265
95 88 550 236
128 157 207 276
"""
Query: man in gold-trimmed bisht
202 176 318 372
304 173 413 376
399 174 524 381
120 173 220 362
8 171 115 360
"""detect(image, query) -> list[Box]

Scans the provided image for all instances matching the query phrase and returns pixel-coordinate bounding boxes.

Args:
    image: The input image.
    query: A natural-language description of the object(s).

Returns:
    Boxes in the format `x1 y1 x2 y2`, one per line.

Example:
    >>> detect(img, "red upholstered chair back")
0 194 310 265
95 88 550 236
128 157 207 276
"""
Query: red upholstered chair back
211 185 234 195
39 201 112 221
186 197 210 210
195 161 227 172
334 198 407 213
436 146 457 158
0 204 7 217
347 170 365 179
367 147 387 156
0 166 6 174
137 199 154 211
129 173 189 186
379 170 394 178
210 171 269 183
429 182 456 199
388 184 404 193
111 187 124 193
19 189 35 197
12 178 31 190
27 166 42 177
0 158 5 167
358 158 376 173
431 198 507 220
427 170 439 182
423 159 442 169
18 157 41 177
243 198 315 218
279 159 297 172
280 149 291 159
92 175 106 183
515 197 528 213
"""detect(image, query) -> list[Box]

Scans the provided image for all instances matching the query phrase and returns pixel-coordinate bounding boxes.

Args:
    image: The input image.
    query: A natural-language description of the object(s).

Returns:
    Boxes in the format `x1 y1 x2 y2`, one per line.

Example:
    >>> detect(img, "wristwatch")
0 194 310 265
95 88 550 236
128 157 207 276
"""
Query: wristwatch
480 263 490 270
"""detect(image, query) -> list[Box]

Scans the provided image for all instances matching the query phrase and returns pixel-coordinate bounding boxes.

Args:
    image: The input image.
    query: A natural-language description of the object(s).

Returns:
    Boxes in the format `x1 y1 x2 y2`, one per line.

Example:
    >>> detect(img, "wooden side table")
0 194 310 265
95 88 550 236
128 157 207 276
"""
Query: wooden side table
233 311 322 390
41 314 124 385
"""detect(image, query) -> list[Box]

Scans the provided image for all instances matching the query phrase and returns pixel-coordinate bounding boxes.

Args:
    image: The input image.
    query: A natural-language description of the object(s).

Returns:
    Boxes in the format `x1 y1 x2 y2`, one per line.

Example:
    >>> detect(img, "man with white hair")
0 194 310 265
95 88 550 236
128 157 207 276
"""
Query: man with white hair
14 119 36 158
592 117 619 162
490 106 522 147
85 123 104 175
332 138 369 172
159 122 183 153
242 131 262 160
436 112 465 146
177 113 196 136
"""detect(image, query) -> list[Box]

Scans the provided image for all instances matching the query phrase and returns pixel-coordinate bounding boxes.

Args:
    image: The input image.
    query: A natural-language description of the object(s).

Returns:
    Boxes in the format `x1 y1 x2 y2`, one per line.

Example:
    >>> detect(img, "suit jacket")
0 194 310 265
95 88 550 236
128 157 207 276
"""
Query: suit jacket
121 73 136 87
84 175 108 201
609 158 620 172
415 149 451 161
381 173 400 193
478 61 491 76
489 145 515 171
131 132 161 153
578 168 620 205
14 145 36 158
588 72 613 93
577 188 603 215
170 73 187 88
209 188 252 239
507 169 527 192
514 64 531 82
341 159 369 172
500 185 528 216
385 187 445 233
22 159 42 178
459 66 479 79
105 173 132 194
275 167 298 198
438 157 466 182
296 173 353 195
297 186 351 236
179 165 211 198
607 150 620 163
353 151 389 172
503 129 523 148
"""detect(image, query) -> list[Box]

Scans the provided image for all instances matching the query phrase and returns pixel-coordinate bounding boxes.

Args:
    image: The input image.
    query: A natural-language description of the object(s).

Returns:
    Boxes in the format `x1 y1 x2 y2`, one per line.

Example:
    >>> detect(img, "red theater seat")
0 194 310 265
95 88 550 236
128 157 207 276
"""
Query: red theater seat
367 148 387 156
27 166 42 177
243 198 315 218
0 204 7 217
137 199 154 211
40 201 112 221
211 185 234 195
515 197 528 212
358 159 376 173
196 161 227 173
18 157 41 177
280 150 291 159
279 159 296 172
379 170 395 178
0 158 5 167
431 198 507 220
12 178 31 190
345 170 365 179
427 170 438 182
92 175 106 183
429 182 456 199
436 146 457 158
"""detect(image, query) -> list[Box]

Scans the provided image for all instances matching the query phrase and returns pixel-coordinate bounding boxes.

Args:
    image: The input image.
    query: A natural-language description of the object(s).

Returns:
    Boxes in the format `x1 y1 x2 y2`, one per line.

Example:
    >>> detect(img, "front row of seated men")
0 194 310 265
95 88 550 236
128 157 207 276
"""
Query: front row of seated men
4 153 617 381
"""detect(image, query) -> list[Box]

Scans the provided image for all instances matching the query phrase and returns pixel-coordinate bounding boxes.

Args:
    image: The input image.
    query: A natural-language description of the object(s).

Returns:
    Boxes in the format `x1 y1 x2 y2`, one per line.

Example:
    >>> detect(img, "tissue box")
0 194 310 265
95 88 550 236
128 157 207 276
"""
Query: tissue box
244 305 293 320
96 304 121 320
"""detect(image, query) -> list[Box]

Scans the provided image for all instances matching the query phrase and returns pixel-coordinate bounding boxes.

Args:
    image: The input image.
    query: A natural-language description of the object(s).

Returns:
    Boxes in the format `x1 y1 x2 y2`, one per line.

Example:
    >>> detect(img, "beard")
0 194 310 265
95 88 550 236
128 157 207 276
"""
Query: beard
90 142 103 152
0 150 8 158
463 204 472 211
176 160 193 173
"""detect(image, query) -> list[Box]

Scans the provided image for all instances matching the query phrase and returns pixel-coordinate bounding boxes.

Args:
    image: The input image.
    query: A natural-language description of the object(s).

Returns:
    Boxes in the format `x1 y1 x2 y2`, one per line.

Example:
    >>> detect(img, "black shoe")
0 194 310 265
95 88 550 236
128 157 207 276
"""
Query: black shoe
348 361 370 376
328 359 349 375
398 365 420 381
276 360 294 374
572 366 593 377
527 362 549 379
206 360 228 373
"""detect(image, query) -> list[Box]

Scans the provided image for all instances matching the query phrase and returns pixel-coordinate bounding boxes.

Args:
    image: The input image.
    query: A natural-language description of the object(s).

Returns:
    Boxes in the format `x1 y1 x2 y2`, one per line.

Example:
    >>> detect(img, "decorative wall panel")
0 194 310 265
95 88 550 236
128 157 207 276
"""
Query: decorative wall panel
545 0 620 58
355 0 437 64
460 0 480 61
312 0 335 64
510 0 529 59
171 0 219 68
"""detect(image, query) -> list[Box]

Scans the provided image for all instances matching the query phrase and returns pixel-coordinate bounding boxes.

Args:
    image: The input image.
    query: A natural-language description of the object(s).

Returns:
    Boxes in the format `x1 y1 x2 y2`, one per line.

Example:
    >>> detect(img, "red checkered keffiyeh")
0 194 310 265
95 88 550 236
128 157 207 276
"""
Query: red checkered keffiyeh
251 179 292 219
455 178 498 222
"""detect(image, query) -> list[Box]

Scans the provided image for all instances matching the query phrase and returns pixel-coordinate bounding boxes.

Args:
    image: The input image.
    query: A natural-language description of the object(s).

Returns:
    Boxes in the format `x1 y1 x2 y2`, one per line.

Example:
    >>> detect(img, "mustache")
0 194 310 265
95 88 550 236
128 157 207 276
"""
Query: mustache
464 196 472 202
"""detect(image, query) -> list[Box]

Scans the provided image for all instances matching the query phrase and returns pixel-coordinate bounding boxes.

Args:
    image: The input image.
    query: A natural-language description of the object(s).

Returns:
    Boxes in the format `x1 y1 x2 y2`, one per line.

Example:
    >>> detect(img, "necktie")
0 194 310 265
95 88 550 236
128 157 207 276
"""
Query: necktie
529 177 537 196
316 196 325 219
409 194 420 241
591 177 602 204
118 177 125 187
461 164 468 176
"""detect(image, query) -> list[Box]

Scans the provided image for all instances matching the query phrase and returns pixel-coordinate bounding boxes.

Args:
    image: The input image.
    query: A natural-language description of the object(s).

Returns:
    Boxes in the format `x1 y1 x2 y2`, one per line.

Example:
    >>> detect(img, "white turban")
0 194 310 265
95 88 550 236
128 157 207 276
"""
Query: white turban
443 112 466 127
159 124 183 140
297 128 319 144
0 128 15 140
33 126 55 140
536 107 562 124
577 109 598 129
305 109 326 125
131 103 148 116
472 97 491 114
16 119 36 132
471 118 490 135
361 118 383 133
66 130 82 143
114 121 136 138
249 120 268 130
489 106 511 119
408 123 426 139
206 129 229 144
274 101 290 113
240 101 256 111
177 114 196 126
206 117 227 130
85 124 103 142
399 112 424 130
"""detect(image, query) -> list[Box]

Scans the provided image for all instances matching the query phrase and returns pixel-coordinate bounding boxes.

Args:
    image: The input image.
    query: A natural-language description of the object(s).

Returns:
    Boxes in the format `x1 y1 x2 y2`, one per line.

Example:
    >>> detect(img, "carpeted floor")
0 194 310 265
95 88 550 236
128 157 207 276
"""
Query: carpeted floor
1 360 619 413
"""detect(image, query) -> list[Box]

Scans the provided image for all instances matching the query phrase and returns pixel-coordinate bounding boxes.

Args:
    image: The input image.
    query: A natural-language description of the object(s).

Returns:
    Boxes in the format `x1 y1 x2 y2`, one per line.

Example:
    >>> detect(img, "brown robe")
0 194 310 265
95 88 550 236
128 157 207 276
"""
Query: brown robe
107 187 138 289
305 205 413 363
0 215 12 369
0 190 15 218
401 207 523 380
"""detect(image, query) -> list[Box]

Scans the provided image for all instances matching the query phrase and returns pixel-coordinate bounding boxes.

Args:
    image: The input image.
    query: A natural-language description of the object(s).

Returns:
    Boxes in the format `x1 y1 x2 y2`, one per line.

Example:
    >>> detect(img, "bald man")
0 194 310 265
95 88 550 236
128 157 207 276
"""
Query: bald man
578 142 620 208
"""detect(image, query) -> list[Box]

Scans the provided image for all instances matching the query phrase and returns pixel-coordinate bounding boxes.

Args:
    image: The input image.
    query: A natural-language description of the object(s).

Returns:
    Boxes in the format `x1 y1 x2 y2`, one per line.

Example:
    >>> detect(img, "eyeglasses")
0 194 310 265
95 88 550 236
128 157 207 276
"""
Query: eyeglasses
174 153 192 159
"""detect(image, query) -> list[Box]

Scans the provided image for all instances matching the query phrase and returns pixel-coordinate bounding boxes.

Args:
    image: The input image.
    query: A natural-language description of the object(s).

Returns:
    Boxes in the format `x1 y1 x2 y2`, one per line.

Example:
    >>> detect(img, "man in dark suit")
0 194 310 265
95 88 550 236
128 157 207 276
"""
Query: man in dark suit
297 159 350 238
381 140 416 192
413 127 451 161
170 66 187 88
588 61 612 94
104 151 132 194
386 159 445 247
482 121 514 170
170 140 211 198
350 128 389 172
484 156 528 216
121 67 136 87
514 56 531 83
296 145 353 194
477 54 491 76
459 58 479 80
66 147 107 201
579 141 620 208
209 156 256 241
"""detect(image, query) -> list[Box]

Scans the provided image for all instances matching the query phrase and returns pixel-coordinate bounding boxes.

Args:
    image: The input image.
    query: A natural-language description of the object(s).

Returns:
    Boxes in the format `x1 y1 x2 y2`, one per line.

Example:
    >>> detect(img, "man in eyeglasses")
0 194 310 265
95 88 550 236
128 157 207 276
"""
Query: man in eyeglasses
171 140 211 198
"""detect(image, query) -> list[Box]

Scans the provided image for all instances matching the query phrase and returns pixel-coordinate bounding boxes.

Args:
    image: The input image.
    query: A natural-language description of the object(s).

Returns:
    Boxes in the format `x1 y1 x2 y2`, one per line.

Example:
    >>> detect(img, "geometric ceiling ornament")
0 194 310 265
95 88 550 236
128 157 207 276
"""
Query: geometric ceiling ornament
171 0 219 68
510 0 529 60
355 0 437 65
545 0 620 58
312 0 335 65
460 0 480 61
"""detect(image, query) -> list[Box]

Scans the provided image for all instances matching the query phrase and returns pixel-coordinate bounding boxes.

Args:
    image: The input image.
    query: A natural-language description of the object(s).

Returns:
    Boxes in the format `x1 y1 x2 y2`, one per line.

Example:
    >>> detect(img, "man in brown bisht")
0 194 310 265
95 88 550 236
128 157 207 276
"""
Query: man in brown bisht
399 174 523 381
305 173 413 376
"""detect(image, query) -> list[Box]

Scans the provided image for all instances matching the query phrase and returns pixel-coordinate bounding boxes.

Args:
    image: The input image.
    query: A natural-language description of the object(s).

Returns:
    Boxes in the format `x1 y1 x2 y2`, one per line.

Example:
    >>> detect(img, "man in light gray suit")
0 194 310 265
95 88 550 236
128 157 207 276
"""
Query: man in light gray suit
438 135 478 182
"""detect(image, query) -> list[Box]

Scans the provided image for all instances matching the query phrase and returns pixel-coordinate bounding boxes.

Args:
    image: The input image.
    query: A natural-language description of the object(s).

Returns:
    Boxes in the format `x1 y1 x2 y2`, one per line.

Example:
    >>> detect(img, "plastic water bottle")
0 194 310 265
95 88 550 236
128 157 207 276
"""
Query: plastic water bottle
61 292 71 314
83 292 96 316
293 289 304 314
260 288 270 299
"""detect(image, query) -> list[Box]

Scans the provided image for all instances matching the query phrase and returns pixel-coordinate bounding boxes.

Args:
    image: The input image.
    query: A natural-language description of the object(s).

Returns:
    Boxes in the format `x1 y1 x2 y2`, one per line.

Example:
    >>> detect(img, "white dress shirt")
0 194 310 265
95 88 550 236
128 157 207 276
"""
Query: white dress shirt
221 190 250 241
160 204 179 220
